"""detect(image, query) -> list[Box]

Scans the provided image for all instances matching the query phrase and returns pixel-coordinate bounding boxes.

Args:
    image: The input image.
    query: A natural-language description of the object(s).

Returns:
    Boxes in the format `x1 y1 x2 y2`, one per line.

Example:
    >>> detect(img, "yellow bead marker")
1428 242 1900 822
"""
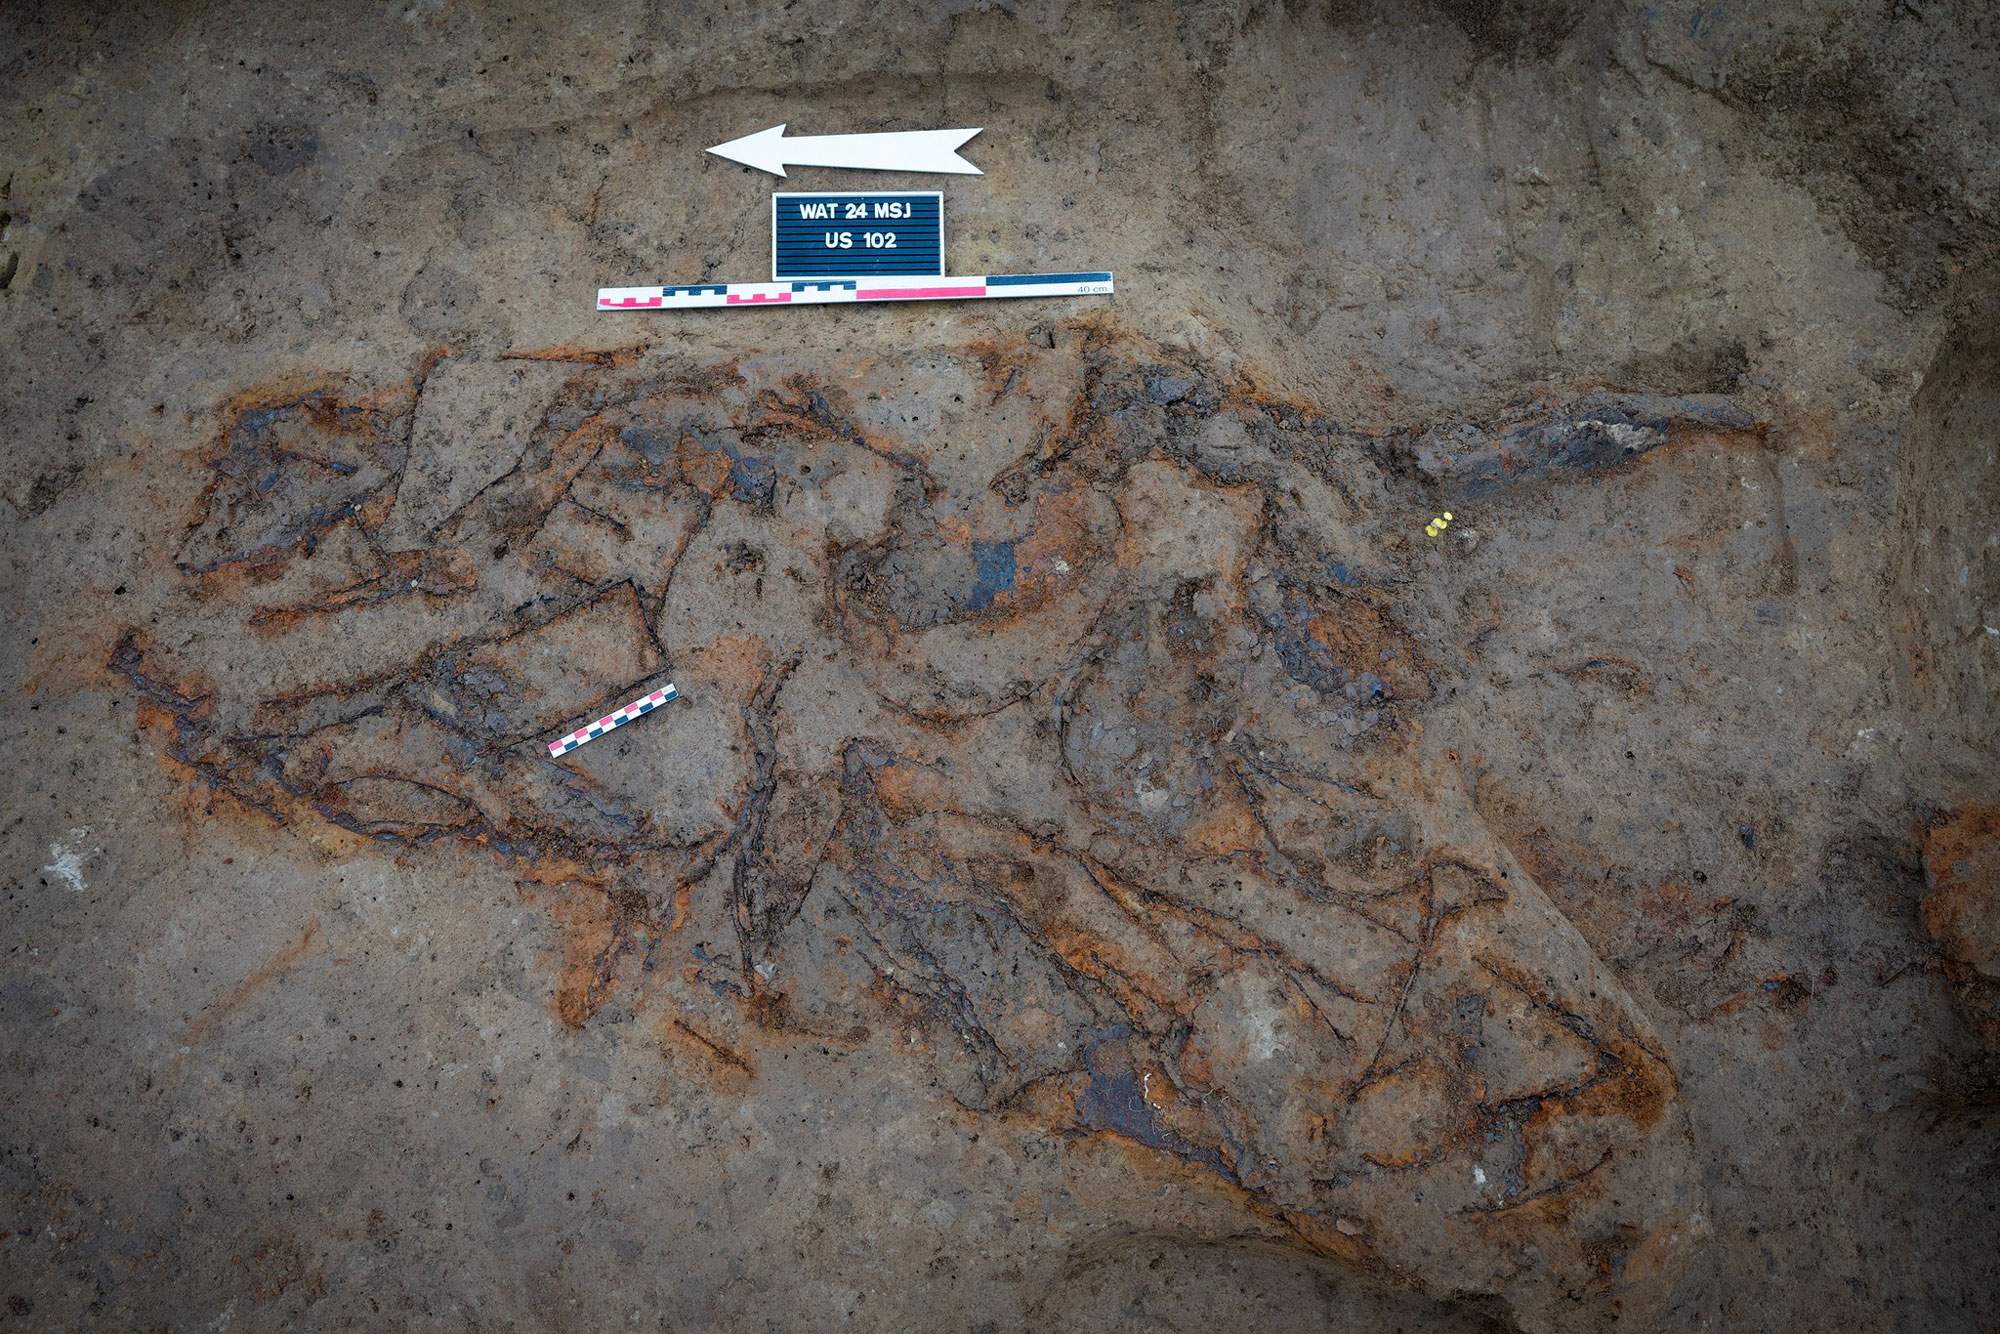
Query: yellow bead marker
1425 510 1454 538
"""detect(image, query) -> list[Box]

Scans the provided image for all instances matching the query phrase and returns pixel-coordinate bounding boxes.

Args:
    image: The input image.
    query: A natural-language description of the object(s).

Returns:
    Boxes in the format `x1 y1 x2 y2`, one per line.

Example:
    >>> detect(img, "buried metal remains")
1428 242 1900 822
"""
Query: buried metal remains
109 326 1742 1329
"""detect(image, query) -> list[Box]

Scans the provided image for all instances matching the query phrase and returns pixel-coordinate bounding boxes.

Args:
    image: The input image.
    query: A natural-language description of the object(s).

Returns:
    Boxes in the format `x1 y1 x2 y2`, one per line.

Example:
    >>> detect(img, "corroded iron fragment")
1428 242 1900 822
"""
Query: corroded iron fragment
117 328 1704 1331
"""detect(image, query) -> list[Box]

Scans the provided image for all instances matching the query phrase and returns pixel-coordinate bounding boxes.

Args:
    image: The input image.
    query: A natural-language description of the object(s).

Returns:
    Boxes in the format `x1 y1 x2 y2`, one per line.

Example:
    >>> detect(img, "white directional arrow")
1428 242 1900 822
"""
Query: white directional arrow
705 124 984 177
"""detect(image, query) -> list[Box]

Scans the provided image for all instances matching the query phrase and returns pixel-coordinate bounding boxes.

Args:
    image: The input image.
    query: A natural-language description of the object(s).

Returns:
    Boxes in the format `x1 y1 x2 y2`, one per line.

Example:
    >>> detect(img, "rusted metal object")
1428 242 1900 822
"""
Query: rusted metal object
114 326 1704 1330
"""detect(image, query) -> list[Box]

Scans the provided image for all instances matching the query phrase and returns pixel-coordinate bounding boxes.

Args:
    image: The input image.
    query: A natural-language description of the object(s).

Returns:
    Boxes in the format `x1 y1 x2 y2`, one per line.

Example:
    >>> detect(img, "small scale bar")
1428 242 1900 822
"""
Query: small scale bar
547 684 678 758
597 271 1113 311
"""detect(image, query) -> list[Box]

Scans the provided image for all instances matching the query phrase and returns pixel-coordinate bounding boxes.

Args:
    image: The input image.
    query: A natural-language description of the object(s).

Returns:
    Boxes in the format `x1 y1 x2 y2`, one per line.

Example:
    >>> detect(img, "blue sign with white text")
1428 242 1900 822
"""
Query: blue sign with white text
772 191 943 280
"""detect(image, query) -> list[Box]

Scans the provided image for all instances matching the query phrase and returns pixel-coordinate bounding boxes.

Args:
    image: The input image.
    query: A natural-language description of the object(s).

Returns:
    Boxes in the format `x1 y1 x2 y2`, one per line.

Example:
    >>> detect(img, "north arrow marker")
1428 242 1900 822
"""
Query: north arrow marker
706 124 983 177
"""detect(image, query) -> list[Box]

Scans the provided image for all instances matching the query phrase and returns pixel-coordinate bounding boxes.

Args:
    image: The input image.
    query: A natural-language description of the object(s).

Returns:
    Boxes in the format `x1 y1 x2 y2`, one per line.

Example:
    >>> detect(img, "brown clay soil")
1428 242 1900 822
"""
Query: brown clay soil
2 2 1997 1330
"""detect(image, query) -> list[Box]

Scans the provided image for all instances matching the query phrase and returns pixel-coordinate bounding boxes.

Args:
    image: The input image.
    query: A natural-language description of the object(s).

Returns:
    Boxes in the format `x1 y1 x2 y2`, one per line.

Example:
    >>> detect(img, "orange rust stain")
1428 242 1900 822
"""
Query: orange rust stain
187 553 315 602
1039 917 1180 1018
514 859 613 892
1699 988 1753 1021
671 429 735 499
1058 1119 1376 1269
553 909 622 1030
872 762 923 819
1288 989 1319 1025
198 366 430 459
1086 857 1268 960
1138 1065 1179 1111
1482 1185 1582 1228
120 643 389 861
1557 654 1653 695
111 637 215 708
1565 1039 1674 1129
1081 859 1153 924
657 1012 756 1092
1476 953 1676 1134
233 1231 326 1303
966 336 1038 404
1006 486 1100 607
501 343 644 369
1177 1036 1216 1092
1517 1040 1673 1189
348 486 399 535
678 632 773 705
1921 805 2000 980
546 412 623 480
420 548 483 594
514 872 654 1030
1220 368 1322 424
1355 1129 1437 1168
1275 1204 1376 1269
747 386 832 439
752 375 925 462
183 919 322 1048
1304 595 1426 700
667 881 695 934
1485 819 1640 952
1637 880 1707 931
980 1064 1382 1269
209 373 354 421
245 557 416 633
24 640 129 698
1182 801 1265 858
408 343 453 386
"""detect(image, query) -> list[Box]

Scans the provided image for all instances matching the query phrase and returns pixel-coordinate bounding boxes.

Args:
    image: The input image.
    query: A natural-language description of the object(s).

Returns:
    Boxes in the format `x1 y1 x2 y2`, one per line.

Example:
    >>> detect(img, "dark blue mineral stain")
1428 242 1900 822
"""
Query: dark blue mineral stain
968 540 1018 612
621 423 775 505
619 425 672 466
728 453 777 506
1142 369 1194 404
1073 1033 1237 1184
1075 1069 1155 1140
1263 576 1349 696
1422 394 1755 501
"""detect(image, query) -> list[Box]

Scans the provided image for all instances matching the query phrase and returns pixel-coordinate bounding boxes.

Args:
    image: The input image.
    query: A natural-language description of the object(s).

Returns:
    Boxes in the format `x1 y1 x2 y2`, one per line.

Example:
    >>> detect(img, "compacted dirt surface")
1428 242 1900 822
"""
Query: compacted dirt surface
2 2 1997 1330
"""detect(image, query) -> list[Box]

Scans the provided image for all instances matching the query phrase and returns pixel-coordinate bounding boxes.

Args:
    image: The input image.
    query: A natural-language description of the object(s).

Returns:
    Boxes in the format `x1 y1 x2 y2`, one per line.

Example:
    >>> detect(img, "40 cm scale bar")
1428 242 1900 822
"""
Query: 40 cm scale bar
597 271 1114 310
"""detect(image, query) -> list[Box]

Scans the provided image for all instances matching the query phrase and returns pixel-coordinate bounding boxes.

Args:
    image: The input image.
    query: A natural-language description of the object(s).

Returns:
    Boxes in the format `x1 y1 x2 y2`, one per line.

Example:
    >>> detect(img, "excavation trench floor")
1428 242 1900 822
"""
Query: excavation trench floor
2 2 1997 1330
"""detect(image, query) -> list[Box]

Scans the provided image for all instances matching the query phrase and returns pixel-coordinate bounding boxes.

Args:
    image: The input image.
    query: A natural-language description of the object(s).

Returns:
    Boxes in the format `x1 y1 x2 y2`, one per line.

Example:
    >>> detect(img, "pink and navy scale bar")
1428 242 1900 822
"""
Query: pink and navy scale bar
547 684 677 758
597 271 1113 310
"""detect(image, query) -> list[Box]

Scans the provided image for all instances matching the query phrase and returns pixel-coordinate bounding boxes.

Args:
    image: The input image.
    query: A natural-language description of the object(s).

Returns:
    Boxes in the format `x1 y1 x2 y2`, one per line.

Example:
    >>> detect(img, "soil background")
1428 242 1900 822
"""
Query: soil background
2 1 1997 1330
